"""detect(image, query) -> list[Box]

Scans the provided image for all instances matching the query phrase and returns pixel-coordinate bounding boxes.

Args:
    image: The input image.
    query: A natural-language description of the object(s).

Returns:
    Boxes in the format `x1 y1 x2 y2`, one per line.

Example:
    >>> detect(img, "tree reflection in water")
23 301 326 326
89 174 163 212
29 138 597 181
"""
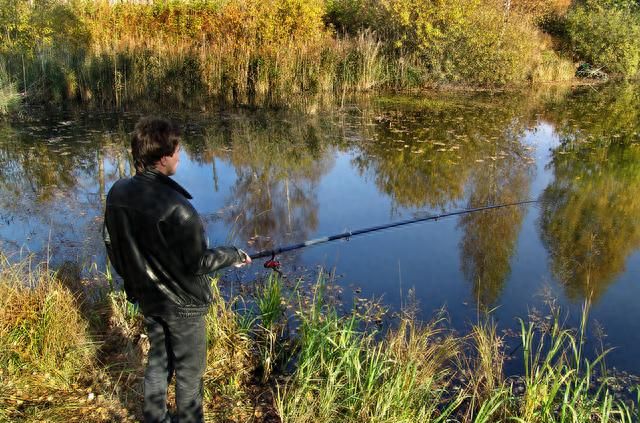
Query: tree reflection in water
0 117 132 260
187 113 335 252
540 83 640 300
459 151 531 308
541 145 640 300
352 94 537 306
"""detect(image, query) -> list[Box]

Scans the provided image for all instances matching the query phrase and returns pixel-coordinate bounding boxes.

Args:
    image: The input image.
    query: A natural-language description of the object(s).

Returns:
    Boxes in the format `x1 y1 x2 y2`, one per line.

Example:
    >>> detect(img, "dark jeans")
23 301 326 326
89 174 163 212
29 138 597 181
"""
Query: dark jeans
143 314 207 423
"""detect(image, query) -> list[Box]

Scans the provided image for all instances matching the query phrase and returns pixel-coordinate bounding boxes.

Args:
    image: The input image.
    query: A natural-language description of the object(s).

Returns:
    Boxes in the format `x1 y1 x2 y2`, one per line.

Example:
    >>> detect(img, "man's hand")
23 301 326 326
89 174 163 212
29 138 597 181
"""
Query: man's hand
234 249 252 268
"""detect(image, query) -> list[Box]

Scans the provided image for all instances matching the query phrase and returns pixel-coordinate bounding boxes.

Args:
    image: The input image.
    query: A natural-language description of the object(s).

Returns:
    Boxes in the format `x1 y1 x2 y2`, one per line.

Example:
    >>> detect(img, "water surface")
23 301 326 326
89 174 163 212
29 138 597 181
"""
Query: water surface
1 84 639 372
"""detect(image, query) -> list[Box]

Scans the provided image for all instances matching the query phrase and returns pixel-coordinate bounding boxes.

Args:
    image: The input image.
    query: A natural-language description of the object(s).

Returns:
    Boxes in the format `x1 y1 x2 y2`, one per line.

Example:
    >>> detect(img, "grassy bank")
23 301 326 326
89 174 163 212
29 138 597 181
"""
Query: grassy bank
1 253 639 422
0 253 266 422
1 0 638 111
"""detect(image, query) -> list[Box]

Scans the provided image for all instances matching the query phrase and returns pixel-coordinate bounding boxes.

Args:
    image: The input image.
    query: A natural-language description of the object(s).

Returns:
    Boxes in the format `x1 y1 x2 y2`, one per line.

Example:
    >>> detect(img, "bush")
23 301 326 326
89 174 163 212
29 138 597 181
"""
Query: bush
511 0 572 23
565 0 640 77
446 5 543 85
374 0 544 85
324 0 378 34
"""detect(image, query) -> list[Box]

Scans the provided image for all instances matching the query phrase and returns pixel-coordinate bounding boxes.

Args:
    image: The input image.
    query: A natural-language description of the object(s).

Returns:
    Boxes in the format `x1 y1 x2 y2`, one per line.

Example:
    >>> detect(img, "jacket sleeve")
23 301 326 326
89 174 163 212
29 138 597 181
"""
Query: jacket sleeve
166 212 243 275
102 220 124 277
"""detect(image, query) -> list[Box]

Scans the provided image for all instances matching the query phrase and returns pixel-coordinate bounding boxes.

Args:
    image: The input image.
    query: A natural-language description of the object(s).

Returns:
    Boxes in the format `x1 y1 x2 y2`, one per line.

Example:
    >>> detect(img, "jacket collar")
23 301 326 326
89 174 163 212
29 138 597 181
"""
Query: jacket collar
135 168 193 200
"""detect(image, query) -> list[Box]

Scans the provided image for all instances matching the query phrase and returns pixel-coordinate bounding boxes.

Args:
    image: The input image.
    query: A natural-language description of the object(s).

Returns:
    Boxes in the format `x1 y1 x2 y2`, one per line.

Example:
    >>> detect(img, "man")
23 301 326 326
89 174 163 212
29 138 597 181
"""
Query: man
103 117 251 423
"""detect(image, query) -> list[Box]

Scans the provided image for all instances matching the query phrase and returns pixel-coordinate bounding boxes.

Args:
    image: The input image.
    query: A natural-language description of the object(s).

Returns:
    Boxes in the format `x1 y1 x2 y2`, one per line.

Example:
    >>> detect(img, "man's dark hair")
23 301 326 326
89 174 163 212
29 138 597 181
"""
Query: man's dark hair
131 117 181 172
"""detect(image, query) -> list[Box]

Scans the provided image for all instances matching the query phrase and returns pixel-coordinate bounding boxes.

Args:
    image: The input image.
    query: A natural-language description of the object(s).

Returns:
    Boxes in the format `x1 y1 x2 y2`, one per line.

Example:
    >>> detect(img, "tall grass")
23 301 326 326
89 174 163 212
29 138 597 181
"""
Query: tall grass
0 254 93 379
1 252 638 421
462 318 507 421
0 61 20 115
467 301 639 423
530 50 576 83
0 0 597 110
511 302 615 422
276 276 639 422
253 273 287 382
2 35 386 109
276 276 463 422
204 278 254 400
0 253 261 421
0 253 133 421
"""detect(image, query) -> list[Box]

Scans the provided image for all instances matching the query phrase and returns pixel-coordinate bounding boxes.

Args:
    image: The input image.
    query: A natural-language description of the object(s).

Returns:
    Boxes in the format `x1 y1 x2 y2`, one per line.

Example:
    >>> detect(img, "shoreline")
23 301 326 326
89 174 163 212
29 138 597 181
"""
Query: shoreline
2 77 622 119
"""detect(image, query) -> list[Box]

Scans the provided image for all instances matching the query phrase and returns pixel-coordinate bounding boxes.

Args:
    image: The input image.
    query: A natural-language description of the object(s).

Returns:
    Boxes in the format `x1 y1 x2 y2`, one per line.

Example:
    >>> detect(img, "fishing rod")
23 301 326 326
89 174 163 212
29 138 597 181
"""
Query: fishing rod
249 200 538 268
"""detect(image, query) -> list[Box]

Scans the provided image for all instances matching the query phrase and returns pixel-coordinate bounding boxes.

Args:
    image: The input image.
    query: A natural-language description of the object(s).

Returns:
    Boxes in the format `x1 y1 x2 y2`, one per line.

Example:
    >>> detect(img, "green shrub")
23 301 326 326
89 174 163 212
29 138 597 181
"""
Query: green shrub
374 0 470 58
0 0 90 55
324 0 378 34
565 0 640 77
447 5 542 85
373 0 544 85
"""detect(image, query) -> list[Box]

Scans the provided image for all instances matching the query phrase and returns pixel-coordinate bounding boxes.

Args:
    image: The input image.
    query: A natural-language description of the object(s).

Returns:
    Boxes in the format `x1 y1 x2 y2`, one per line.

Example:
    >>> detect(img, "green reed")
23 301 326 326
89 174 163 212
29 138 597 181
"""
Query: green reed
509 301 630 423
468 300 638 423
253 273 286 382
275 275 639 422
275 275 463 423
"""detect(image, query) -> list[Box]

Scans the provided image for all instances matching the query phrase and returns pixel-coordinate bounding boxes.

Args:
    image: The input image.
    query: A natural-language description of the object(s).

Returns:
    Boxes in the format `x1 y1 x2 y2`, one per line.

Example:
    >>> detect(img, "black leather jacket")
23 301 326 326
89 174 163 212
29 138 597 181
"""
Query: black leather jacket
103 169 243 318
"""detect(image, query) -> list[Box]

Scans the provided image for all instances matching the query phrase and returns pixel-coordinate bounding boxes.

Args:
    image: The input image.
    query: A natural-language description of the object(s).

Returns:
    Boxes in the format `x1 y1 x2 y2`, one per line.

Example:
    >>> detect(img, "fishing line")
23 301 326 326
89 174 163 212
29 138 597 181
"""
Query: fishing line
250 199 539 268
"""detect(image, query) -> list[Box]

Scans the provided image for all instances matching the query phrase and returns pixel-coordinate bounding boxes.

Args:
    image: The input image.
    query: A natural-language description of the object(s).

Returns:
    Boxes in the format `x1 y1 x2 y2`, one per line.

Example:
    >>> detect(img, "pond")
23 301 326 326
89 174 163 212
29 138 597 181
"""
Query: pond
1 83 639 374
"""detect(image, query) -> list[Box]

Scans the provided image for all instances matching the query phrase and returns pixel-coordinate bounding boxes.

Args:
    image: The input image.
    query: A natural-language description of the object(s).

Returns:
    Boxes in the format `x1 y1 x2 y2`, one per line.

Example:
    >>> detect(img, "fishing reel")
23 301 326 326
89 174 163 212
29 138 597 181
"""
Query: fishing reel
263 253 282 276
